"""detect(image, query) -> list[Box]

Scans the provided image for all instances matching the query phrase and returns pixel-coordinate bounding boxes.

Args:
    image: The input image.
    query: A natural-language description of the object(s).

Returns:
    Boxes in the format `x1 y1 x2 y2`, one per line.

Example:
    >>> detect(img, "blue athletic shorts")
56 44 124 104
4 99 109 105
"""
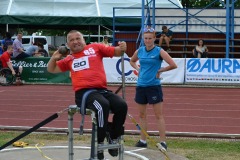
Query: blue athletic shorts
135 85 163 104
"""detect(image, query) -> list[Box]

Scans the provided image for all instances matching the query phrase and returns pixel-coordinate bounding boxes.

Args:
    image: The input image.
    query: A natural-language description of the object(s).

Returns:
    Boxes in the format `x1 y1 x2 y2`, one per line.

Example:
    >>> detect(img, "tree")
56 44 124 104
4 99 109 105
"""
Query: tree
181 0 240 8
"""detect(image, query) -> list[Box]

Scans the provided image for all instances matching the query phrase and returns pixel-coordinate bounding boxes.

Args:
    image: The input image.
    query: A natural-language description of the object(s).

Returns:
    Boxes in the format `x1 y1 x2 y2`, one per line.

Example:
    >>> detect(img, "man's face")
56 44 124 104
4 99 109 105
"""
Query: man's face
17 33 23 39
67 32 86 54
8 48 13 54
163 28 168 32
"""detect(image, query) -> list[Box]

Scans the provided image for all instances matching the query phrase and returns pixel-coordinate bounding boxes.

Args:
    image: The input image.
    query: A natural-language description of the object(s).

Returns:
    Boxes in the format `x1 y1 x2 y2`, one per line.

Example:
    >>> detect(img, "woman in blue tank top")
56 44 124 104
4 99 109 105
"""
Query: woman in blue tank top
130 27 177 151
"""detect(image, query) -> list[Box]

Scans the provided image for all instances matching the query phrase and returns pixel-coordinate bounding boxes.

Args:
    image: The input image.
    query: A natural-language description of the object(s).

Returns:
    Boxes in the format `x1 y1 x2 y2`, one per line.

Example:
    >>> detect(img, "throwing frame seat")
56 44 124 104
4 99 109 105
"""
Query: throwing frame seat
67 90 124 160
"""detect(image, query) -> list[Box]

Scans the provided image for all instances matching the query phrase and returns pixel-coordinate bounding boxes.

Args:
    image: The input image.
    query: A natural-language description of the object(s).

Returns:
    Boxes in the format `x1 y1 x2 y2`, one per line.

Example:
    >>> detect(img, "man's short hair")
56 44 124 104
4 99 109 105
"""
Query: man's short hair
162 26 167 30
67 30 83 42
7 45 13 50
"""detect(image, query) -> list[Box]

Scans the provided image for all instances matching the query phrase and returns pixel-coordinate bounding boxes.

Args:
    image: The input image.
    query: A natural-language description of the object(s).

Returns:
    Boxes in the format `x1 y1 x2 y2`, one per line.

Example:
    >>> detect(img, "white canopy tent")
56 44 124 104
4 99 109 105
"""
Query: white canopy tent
0 0 182 17
0 0 182 36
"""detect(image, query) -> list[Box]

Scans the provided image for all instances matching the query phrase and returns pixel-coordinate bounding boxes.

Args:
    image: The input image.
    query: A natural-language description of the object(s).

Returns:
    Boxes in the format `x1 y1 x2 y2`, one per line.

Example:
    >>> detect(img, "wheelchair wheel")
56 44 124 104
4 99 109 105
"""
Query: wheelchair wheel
0 68 15 86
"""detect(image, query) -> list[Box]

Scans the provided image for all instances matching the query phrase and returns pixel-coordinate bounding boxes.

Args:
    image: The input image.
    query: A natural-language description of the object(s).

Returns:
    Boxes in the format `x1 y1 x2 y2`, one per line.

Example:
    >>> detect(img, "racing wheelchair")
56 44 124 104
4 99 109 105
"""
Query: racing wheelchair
0 61 15 86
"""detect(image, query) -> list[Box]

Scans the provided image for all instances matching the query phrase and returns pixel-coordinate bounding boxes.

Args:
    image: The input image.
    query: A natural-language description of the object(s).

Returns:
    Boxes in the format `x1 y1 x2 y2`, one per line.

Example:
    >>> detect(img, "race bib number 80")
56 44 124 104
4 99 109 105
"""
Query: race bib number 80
72 56 90 71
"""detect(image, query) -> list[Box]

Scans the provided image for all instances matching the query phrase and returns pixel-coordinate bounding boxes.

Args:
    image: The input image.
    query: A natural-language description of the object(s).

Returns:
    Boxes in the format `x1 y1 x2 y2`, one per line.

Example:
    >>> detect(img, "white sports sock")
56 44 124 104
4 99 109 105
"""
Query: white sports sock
140 139 147 144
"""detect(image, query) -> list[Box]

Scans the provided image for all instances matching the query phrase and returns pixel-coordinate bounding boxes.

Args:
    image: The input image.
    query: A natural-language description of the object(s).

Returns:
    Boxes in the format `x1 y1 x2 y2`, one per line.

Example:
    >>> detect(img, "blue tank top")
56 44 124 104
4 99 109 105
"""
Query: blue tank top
137 46 163 87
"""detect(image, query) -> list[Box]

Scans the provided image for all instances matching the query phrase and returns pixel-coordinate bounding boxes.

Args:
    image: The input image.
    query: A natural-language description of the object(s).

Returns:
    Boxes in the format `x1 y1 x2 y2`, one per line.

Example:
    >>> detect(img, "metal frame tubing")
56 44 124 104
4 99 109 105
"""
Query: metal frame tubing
68 105 79 160
68 105 124 160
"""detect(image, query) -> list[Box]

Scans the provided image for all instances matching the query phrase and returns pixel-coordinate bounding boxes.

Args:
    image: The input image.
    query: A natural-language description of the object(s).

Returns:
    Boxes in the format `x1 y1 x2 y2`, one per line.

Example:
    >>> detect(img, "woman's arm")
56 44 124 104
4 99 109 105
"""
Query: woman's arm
205 46 209 53
130 50 139 71
157 49 177 74
195 46 202 53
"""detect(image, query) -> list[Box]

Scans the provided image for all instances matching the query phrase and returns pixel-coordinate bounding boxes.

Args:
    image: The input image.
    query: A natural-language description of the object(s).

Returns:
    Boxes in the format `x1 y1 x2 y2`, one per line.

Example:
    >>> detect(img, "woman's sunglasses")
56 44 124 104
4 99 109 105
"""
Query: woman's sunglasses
143 28 155 32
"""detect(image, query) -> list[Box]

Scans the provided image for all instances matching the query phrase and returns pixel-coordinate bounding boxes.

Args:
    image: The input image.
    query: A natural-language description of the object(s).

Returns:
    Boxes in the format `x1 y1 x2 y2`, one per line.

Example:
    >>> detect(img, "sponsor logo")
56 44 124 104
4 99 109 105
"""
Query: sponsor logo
12 60 47 68
116 58 138 82
187 59 240 73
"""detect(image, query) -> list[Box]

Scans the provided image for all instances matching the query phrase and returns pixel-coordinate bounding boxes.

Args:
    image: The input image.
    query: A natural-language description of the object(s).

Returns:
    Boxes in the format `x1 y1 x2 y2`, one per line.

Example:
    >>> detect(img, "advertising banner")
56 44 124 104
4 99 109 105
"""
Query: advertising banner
104 57 184 84
12 57 184 84
12 57 71 84
185 58 240 83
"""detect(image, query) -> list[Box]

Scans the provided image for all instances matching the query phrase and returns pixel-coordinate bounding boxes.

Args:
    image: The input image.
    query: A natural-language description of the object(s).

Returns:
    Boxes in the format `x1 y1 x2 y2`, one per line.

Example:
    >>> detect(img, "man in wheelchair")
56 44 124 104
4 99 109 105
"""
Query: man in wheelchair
0 45 23 85
48 30 128 160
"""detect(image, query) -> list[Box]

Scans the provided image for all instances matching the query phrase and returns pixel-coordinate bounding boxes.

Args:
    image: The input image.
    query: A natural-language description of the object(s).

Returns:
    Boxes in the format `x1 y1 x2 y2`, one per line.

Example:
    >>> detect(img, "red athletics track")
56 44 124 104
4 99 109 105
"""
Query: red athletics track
0 84 240 137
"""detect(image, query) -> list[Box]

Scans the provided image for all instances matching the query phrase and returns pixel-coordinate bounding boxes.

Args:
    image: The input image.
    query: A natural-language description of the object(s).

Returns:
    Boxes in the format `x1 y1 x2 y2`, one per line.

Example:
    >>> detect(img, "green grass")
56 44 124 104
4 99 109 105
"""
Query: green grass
0 131 240 160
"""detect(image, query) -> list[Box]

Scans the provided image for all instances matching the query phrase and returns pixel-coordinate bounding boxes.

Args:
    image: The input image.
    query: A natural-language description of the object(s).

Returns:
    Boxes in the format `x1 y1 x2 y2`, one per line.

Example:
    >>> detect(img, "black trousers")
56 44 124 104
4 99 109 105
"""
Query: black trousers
75 88 128 143
15 52 30 59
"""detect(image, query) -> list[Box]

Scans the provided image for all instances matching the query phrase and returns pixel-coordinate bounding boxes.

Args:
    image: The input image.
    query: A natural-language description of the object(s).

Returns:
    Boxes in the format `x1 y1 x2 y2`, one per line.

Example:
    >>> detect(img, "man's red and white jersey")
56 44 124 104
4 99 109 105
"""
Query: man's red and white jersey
57 43 115 91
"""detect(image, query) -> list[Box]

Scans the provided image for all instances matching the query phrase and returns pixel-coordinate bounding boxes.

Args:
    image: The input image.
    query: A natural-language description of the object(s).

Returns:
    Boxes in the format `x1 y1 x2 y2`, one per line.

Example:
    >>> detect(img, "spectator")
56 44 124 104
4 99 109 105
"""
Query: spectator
130 27 177 152
25 42 39 57
0 45 23 84
12 32 30 59
47 30 128 160
158 26 173 51
102 36 111 46
1 32 13 52
192 39 208 58
0 42 3 57
38 43 48 57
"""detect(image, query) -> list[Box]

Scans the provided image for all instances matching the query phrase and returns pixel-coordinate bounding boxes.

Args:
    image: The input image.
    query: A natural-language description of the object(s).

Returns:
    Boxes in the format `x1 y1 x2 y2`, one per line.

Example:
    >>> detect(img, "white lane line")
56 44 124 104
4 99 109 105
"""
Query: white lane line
126 148 147 152
0 146 149 160
125 150 149 160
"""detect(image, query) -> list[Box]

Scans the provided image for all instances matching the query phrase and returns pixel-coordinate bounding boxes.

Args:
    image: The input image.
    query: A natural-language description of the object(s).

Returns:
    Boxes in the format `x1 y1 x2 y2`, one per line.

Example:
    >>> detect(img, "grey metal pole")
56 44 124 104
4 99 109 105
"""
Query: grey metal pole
68 107 75 160
6 24 8 32
121 55 126 100
98 25 101 43
119 136 124 160
226 0 230 58
120 55 125 160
